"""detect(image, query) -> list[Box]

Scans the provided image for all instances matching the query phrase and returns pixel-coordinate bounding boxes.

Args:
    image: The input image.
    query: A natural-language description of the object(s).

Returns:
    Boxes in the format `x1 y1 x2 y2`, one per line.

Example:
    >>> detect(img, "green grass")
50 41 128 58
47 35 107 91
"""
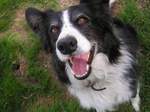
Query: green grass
0 32 27 112
0 0 149 112
0 0 18 31
0 0 58 32
31 99 93 112
118 0 150 111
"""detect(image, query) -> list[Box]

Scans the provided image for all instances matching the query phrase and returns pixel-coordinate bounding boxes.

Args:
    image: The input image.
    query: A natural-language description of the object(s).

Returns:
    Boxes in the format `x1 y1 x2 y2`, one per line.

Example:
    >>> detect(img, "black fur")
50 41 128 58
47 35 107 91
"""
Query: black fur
112 18 140 98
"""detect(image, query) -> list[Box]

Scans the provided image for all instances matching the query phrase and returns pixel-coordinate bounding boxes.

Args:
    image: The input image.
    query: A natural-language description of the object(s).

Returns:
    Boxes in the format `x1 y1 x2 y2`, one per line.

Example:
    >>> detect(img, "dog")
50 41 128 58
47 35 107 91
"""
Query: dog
25 0 141 111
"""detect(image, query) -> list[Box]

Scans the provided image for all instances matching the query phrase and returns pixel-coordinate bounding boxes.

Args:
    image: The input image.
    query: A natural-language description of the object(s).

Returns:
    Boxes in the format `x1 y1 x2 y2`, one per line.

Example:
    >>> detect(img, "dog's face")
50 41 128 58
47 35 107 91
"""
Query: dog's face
25 0 120 80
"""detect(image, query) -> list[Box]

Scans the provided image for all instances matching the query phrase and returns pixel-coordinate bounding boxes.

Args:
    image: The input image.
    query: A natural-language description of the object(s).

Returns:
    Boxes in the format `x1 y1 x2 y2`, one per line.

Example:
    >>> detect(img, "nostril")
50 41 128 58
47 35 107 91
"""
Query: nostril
58 45 64 51
70 40 76 47
70 40 77 50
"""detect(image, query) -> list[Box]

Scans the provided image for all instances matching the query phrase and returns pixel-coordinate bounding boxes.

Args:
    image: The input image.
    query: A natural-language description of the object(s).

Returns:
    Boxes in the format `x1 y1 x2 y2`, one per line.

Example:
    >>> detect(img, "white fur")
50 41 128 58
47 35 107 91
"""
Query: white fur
131 83 140 111
109 0 116 5
56 10 91 62
65 46 138 111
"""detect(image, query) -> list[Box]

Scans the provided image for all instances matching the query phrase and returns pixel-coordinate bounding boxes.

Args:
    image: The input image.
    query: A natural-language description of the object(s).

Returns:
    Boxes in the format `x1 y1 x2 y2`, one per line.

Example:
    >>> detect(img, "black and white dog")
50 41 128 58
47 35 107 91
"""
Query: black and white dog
25 0 141 111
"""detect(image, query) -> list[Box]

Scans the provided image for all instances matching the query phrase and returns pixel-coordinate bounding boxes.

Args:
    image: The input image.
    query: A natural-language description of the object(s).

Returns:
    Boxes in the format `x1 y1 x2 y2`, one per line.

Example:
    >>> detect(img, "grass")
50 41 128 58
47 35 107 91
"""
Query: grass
0 0 149 112
118 0 150 111
0 32 27 111
0 0 58 32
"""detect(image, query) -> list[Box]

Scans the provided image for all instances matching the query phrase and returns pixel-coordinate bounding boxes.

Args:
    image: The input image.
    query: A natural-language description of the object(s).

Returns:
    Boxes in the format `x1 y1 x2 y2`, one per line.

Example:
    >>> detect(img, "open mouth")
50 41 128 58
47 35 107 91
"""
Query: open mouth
68 44 95 80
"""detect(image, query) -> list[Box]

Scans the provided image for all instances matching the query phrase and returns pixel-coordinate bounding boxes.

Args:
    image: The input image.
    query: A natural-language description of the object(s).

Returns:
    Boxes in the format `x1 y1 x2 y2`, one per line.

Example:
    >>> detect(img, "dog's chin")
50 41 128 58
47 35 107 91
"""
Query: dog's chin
68 44 96 80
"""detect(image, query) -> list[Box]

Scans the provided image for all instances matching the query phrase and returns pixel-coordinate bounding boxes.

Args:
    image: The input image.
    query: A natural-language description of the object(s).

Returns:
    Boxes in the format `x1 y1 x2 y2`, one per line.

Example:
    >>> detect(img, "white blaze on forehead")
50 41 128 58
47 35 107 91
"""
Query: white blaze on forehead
62 9 71 28
56 9 91 61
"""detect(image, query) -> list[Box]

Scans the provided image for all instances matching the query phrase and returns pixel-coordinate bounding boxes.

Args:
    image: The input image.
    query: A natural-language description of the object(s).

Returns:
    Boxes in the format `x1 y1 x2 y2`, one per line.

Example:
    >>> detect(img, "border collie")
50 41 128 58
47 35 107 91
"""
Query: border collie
25 0 141 111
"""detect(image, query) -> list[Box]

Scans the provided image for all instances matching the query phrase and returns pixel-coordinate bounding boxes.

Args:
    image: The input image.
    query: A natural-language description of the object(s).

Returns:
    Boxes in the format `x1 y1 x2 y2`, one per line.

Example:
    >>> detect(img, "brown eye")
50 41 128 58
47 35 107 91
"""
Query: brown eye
78 18 85 24
51 28 57 33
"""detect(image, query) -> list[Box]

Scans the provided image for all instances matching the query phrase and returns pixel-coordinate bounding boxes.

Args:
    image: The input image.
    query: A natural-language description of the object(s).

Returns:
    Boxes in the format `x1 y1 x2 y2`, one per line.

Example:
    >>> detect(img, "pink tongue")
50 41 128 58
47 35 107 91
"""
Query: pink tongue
72 53 89 76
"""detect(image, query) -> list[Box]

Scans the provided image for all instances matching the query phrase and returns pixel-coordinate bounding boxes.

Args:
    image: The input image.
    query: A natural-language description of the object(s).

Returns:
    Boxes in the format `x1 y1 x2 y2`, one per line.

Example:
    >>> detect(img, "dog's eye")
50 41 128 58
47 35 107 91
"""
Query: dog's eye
78 18 85 24
51 28 58 34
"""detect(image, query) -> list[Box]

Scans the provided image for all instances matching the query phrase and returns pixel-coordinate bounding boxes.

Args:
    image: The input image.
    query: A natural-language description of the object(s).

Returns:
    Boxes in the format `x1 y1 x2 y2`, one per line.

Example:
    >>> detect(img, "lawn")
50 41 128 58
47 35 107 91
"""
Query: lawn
0 0 149 112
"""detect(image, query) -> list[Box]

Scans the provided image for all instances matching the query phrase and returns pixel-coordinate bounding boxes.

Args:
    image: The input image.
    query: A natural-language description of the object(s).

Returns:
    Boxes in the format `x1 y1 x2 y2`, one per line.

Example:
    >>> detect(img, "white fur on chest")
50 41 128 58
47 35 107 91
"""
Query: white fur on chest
65 48 134 111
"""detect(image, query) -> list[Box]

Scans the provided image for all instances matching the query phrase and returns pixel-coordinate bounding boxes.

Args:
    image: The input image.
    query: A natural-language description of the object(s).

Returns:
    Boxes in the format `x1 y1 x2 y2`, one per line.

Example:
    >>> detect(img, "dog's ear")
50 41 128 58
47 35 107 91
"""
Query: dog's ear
25 7 49 34
80 0 110 13
25 7 54 53
80 0 90 4
25 7 41 34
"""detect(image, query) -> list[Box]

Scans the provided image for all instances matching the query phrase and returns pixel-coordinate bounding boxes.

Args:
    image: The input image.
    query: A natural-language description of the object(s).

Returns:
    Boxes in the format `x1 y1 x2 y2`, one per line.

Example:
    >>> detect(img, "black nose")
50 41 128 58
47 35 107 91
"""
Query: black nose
57 37 77 55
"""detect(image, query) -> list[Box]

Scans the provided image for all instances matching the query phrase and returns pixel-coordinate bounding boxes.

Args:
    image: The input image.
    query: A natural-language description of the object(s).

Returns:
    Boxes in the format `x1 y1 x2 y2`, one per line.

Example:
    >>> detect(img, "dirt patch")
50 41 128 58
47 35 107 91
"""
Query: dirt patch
138 0 149 11
13 56 28 77
57 0 122 16
0 7 28 39
35 95 54 107
36 51 53 70
12 56 42 86
110 0 123 16
112 0 149 16
11 9 28 38
58 0 79 9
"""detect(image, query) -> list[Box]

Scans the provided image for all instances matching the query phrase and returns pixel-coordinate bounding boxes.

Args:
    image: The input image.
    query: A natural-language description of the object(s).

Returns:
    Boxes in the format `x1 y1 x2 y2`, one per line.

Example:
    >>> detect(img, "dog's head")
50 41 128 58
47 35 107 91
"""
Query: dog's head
25 0 120 80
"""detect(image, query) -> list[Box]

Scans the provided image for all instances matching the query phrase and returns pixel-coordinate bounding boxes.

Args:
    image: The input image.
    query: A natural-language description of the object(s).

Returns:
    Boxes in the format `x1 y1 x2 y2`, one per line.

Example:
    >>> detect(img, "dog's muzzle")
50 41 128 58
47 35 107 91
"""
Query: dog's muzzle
57 37 96 80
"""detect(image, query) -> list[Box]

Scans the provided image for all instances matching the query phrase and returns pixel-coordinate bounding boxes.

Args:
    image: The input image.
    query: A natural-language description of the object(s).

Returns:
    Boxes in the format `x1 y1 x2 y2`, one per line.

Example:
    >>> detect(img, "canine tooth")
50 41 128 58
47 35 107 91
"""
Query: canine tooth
70 57 73 64
86 65 89 71
71 70 75 75
88 52 90 58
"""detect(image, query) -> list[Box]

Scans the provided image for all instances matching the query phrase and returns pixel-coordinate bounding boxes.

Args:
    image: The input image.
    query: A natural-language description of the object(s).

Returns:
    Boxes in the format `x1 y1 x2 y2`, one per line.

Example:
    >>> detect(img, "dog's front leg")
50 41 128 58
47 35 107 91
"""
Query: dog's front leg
131 82 141 112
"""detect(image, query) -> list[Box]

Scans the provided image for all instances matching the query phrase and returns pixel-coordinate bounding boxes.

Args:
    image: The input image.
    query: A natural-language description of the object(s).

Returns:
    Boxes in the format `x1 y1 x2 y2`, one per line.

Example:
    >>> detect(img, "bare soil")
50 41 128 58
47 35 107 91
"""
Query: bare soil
11 9 29 38
58 0 79 9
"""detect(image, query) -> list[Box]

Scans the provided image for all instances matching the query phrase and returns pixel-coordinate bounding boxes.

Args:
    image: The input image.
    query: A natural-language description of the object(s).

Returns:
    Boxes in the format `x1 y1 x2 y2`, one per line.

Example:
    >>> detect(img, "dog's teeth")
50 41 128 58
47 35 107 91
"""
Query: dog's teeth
88 52 90 59
86 65 89 71
83 71 87 76
71 70 75 75
70 57 73 64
